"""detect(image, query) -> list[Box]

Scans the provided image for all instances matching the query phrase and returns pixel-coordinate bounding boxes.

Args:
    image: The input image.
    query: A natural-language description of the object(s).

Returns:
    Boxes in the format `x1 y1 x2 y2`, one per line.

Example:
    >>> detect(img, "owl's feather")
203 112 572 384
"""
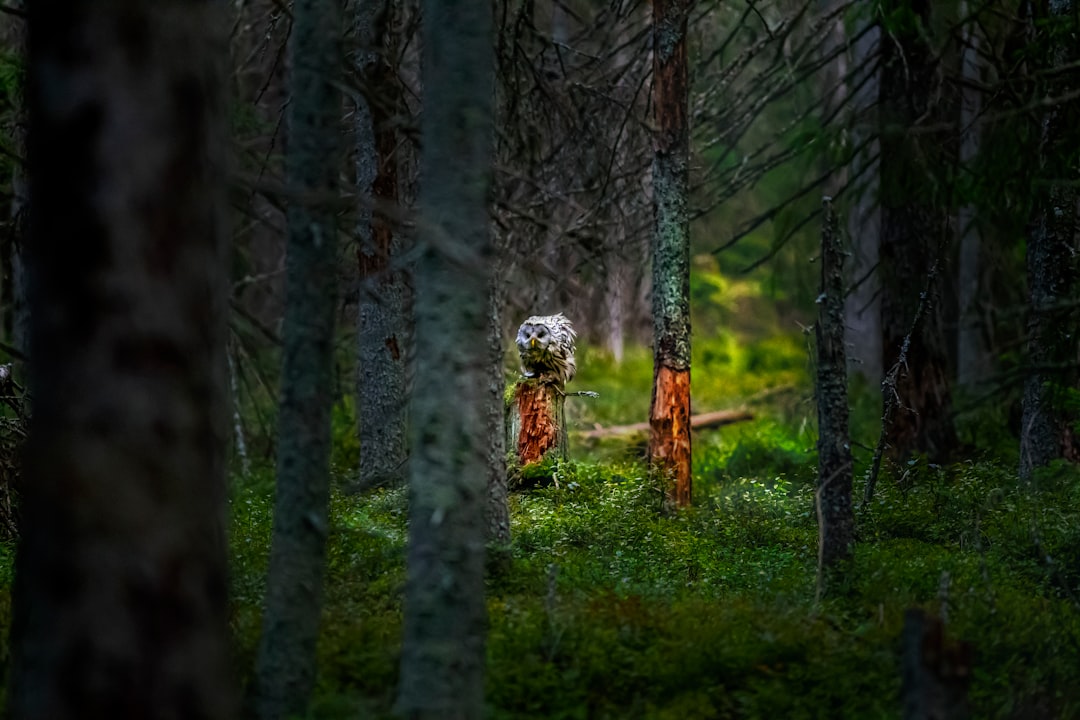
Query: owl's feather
516 312 577 384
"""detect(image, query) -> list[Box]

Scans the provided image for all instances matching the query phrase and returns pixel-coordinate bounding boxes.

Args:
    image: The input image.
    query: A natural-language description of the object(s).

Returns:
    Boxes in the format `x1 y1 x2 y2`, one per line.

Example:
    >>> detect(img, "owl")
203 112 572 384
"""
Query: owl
516 312 577 385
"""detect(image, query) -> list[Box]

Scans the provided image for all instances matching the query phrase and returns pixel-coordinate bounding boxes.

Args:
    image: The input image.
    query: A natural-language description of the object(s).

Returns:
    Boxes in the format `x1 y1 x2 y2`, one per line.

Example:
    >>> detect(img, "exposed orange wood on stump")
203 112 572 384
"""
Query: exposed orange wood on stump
511 380 566 467
649 364 691 507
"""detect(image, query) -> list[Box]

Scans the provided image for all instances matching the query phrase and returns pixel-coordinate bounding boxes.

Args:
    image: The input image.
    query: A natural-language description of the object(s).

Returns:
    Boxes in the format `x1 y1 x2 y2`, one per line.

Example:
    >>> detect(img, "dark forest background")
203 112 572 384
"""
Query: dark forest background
0 1 1075 718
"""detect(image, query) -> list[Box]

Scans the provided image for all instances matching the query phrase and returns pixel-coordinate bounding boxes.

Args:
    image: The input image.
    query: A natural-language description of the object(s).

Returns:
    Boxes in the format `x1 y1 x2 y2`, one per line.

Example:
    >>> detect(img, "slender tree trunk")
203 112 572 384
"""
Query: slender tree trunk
649 0 692 509
486 263 511 563
843 10 881 381
815 198 854 590
1020 0 1079 480
1 13 28 358
878 0 957 462
356 0 411 491
956 5 987 390
396 0 494 716
251 0 342 716
10 2 234 717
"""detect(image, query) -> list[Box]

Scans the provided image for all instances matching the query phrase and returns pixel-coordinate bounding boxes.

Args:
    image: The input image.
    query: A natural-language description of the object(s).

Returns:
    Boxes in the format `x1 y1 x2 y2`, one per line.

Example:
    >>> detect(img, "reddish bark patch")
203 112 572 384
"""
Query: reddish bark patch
649 364 691 507
515 381 561 466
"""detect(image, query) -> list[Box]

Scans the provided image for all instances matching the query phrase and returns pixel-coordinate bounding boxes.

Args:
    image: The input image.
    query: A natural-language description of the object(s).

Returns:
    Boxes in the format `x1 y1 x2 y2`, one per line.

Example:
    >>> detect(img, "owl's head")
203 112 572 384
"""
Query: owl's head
516 322 552 352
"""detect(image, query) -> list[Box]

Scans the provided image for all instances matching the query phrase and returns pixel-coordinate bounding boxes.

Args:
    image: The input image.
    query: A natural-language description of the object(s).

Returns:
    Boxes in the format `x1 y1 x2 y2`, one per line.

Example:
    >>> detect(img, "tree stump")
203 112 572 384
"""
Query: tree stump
506 378 567 484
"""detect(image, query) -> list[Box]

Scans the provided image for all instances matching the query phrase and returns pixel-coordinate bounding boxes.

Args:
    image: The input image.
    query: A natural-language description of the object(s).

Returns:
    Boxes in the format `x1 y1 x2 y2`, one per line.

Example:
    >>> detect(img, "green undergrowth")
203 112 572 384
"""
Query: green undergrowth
223 453 1080 719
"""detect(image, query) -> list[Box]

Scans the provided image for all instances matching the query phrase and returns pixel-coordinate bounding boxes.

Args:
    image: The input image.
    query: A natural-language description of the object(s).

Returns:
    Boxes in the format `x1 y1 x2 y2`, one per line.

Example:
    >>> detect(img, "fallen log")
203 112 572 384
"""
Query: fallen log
577 409 754 440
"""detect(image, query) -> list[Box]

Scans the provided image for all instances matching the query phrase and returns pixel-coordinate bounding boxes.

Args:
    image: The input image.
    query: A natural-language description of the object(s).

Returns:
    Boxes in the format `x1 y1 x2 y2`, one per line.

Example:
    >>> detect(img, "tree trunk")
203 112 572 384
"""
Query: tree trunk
486 269 511 564
649 0 692 509
955 4 987 390
10 2 234 717
901 609 973 720
507 378 568 470
396 0 494 716
356 0 411 492
251 0 342 716
1020 0 1079 480
815 198 854 589
843 9 881 381
878 0 957 462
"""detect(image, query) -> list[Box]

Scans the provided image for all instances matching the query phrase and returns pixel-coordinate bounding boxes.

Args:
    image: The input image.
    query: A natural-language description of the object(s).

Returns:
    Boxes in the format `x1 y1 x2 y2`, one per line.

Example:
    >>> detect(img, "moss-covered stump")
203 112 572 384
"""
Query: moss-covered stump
506 378 566 486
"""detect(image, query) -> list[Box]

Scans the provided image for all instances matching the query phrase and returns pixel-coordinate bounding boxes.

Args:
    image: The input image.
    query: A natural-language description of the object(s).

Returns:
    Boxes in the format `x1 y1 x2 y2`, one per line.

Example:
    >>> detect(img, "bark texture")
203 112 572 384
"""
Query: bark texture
10 2 234 717
649 0 692 508
815 199 854 586
836 2 882 380
878 0 957 462
356 0 411 491
508 379 568 469
251 0 342 716
486 271 511 556
1020 0 1079 480
396 0 494 716
956 5 987 389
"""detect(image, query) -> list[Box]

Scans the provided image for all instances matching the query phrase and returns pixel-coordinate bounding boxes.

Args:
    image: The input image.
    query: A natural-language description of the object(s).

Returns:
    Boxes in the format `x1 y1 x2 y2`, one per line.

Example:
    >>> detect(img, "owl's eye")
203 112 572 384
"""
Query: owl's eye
538 329 547 337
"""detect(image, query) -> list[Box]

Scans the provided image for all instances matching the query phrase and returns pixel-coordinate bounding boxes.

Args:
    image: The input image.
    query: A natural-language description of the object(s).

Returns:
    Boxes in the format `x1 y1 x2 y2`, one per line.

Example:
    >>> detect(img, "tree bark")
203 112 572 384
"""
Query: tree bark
878 0 957 462
649 0 692 509
843 10 882 381
1020 0 1079 480
486 269 511 563
507 378 568 470
10 2 234 717
396 0 494 716
956 5 987 390
815 198 854 589
356 0 411 492
251 0 342 716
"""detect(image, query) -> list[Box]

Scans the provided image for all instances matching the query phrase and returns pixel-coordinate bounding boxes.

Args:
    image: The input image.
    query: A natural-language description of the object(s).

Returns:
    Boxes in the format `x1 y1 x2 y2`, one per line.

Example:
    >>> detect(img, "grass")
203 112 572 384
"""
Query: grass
220 450 1080 719
1 331 1079 718
216 330 1080 718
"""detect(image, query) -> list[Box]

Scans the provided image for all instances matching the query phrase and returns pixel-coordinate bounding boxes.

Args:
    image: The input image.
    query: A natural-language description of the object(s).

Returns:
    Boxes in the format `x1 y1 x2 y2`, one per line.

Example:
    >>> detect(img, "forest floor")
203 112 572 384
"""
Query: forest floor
0 333 1076 717
223 334 1080 719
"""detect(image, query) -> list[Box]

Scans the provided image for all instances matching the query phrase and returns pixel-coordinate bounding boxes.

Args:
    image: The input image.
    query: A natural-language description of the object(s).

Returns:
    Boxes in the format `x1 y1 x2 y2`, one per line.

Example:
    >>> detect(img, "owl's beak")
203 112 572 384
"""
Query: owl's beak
530 338 538 349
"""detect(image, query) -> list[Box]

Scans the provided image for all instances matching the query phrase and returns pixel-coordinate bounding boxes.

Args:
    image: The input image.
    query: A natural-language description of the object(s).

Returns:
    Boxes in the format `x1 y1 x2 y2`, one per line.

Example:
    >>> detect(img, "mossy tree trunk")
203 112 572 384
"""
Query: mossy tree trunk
396 0 494 716
815 198 854 589
486 271 511 559
355 0 411 492
10 1 234 716
878 0 957 463
1020 0 1079 480
649 0 692 509
251 0 342 716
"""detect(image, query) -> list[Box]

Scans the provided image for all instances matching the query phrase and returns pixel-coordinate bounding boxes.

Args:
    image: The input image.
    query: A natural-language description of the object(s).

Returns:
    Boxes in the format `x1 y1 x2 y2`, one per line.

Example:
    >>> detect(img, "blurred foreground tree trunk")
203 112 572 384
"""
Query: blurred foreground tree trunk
955 4 988 391
1020 0 1079 480
396 0 494 716
355 0 411 492
251 0 342 716
649 0 692 509
815 198 853 591
9 1 234 717
877 0 957 462
901 609 973 720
